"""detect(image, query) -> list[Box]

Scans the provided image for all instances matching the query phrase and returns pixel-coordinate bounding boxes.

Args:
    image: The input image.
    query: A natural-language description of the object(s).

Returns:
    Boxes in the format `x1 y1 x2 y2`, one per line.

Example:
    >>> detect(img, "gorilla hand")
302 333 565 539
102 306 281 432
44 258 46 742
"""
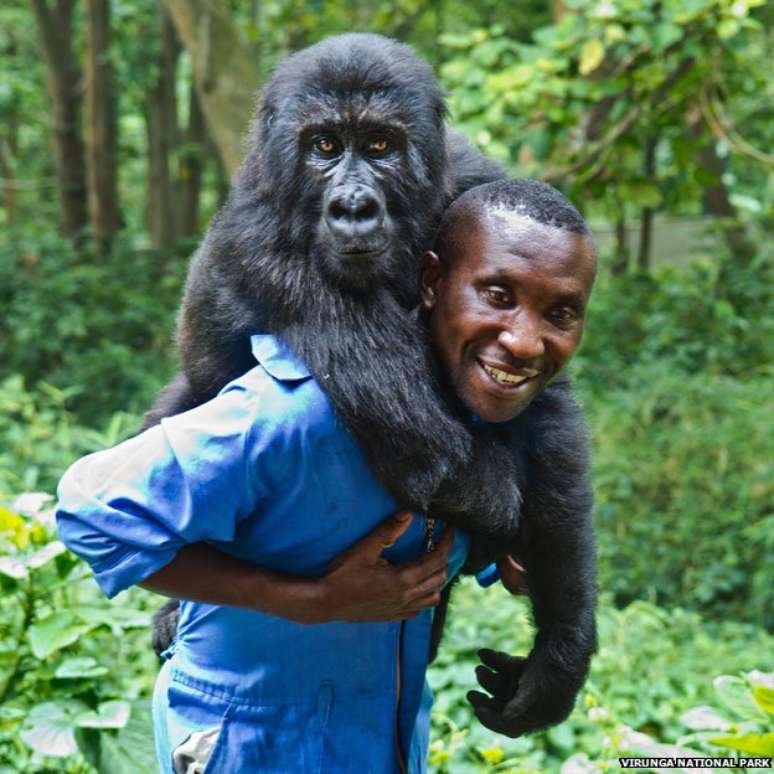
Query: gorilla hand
466 645 581 737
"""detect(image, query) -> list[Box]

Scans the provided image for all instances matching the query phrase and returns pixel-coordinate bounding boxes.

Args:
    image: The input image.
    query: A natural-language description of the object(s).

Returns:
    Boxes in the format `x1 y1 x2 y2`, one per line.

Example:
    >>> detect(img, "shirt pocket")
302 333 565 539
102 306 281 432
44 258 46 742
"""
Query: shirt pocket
166 670 334 774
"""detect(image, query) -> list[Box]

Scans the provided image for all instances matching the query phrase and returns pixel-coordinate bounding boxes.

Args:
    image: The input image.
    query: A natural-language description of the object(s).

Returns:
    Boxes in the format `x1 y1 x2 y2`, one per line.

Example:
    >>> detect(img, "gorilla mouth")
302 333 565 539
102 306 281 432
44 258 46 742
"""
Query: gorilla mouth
338 243 388 258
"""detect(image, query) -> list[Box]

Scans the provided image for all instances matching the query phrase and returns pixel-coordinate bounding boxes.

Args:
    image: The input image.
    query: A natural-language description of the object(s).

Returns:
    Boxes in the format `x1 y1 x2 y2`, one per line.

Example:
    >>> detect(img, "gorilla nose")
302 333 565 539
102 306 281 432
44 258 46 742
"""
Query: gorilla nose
325 185 384 243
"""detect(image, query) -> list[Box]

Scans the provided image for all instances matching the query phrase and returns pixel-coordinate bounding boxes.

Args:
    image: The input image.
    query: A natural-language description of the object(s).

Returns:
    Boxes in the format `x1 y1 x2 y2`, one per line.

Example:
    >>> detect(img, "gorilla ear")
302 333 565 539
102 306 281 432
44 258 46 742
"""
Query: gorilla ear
420 251 443 311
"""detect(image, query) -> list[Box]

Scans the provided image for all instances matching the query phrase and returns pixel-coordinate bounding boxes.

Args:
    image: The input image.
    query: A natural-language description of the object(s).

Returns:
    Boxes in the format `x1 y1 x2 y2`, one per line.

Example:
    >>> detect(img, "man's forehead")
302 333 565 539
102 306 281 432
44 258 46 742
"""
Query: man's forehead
449 209 596 287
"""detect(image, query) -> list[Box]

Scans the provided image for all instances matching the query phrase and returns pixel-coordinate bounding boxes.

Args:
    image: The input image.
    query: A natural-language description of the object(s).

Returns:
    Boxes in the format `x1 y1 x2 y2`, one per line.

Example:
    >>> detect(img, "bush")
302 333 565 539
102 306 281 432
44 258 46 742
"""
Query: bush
0 228 187 426
586 369 772 628
428 580 774 773
0 376 139 499
570 257 773 627
0 495 158 773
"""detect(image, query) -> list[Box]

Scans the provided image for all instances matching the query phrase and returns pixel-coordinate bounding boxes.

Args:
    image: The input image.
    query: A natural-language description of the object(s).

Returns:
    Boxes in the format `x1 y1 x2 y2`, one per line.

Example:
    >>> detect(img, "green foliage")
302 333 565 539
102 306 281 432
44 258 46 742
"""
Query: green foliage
429 581 774 772
439 0 773 225
0 375 138 499
0 228 186 426
571 258 774 627
0 497 157 773
679 671 774 757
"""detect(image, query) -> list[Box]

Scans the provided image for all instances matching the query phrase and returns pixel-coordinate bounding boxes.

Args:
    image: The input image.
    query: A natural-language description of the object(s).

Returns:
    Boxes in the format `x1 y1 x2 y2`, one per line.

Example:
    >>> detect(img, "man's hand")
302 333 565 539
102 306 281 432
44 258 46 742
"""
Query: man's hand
315 511 454 623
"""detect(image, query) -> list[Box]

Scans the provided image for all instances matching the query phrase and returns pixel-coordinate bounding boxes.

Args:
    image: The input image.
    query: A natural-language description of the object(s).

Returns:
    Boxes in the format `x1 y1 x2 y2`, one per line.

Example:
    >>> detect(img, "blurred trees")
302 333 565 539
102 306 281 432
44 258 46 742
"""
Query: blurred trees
440 0 772 271
28 0 88 236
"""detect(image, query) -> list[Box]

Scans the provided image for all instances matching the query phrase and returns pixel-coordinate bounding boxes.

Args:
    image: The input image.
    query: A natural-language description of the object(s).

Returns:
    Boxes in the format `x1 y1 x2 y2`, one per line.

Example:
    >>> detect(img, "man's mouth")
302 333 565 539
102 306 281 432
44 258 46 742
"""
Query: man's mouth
480 361 540 388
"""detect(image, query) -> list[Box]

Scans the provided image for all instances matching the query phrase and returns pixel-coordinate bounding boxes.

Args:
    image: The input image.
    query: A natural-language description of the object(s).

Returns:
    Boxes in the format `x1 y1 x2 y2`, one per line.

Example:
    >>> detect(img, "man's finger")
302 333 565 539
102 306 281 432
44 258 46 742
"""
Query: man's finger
355 511 414 561
404 568 446 603
400 527 455 582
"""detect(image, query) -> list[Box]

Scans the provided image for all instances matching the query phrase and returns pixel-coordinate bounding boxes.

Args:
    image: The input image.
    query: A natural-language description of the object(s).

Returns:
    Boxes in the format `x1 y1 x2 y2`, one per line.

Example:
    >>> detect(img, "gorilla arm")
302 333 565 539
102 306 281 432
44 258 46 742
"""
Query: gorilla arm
467 377 597 736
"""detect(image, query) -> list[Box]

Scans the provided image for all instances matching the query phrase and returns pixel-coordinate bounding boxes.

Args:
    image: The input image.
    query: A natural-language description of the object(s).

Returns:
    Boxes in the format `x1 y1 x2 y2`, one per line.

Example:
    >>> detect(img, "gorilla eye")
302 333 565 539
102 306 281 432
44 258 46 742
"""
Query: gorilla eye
367 138 390 155
314 136 340 156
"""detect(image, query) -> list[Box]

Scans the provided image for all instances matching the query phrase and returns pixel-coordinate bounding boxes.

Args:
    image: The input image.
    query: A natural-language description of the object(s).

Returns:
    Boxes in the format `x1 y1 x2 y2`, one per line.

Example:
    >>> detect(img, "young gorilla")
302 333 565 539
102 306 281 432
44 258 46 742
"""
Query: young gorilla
146 33 596 736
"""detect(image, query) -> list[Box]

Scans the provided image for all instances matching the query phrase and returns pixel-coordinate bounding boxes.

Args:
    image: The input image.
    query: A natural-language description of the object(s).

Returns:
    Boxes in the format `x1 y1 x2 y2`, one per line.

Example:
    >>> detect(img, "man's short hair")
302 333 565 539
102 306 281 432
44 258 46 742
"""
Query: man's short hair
434 178 590 263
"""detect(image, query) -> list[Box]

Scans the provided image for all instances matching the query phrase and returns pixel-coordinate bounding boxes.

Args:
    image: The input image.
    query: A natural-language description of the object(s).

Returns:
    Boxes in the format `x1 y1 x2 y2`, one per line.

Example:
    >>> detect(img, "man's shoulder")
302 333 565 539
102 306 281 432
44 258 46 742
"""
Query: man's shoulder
223 361 335 437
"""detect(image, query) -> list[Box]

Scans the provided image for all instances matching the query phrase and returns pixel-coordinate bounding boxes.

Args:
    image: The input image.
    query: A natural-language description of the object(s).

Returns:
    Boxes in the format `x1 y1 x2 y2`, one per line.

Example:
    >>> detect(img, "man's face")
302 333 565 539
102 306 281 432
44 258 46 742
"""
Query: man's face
421 211 596 423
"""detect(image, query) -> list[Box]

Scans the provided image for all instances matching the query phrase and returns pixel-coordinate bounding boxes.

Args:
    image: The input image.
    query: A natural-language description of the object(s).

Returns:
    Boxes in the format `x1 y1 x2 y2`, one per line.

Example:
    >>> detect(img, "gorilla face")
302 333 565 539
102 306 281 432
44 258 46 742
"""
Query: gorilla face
245 33 451 297
305 119 403 291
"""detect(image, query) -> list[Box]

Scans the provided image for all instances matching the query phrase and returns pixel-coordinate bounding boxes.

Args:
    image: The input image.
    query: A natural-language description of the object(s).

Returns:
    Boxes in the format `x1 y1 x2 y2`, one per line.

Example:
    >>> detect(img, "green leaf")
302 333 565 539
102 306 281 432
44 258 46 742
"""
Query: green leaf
579 40 605 76
20 701 84 758
717 19 741 38
28 612 93 659
72 605 151 634
709 732 774 756
0 556 28 580
749 671 774 715
26 540 67 569
713 675 762 719
55 657 109 679
652 23 683 51
76 700 131 730
680 706 731 731
98 703 157 774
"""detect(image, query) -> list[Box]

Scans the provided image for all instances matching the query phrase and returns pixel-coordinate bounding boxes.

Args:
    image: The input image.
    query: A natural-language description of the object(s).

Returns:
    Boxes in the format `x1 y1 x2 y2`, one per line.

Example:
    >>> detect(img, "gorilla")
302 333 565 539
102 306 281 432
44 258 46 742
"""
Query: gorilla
147 33 596 737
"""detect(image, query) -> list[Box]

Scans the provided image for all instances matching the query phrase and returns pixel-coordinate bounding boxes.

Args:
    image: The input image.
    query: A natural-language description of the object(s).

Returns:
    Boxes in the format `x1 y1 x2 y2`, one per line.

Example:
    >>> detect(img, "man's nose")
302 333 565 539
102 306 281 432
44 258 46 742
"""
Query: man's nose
497 316 545 360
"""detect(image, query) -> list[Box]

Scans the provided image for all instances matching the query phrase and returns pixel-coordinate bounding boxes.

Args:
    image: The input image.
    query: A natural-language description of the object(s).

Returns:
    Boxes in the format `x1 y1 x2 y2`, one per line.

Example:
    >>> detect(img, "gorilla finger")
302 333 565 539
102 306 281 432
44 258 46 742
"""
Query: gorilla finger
478 649 526 673
466 690 504 713
472 706 516 737
475 665 512 701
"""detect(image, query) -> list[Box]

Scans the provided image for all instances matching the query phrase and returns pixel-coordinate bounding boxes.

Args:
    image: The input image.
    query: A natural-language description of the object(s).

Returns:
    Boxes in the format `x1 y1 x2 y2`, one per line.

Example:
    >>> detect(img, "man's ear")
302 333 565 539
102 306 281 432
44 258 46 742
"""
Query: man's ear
420 251 442 311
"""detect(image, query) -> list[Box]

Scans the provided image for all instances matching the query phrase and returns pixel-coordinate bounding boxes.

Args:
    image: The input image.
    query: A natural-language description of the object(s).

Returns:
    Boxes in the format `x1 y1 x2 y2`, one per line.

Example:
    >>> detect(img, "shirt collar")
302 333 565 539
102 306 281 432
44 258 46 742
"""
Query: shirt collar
250 334 312 381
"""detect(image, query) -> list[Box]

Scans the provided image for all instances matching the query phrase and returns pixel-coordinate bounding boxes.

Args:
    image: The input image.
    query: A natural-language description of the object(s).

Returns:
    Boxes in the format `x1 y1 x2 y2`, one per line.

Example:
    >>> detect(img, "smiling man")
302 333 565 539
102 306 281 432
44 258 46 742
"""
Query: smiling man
420 179 598 738
420 179 597 423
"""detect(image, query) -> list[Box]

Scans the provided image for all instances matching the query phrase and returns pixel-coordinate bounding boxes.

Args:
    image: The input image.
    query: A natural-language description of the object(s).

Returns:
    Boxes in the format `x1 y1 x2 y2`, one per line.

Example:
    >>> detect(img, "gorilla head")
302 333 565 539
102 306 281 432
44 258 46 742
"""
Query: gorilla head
237 34 452 301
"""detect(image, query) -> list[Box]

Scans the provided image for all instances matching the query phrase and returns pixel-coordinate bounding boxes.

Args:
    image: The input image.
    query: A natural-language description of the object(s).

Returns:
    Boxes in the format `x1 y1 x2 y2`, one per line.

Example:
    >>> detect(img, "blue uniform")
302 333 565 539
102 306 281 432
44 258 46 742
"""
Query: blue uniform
56 335 471 773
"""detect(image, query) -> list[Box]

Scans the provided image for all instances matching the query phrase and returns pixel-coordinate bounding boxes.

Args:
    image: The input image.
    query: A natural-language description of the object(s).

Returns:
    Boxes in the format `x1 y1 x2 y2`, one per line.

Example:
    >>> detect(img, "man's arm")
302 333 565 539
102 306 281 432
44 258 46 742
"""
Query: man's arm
140 513 455 624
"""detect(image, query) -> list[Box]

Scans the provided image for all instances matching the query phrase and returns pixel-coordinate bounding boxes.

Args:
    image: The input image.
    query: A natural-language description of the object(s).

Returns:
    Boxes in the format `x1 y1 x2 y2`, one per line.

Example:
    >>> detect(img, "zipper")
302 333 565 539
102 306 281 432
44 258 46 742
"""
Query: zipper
394 517 437 773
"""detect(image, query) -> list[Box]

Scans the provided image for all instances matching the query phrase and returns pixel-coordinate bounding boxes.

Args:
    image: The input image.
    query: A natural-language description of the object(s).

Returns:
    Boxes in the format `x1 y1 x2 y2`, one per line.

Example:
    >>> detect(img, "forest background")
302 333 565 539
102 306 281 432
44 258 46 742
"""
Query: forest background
0 0 772 772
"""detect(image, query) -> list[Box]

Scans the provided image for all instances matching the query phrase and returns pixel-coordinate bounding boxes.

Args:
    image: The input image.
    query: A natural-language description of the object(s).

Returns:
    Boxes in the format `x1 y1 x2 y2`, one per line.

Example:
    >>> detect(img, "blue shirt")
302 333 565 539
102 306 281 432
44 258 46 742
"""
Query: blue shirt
56 334 471 773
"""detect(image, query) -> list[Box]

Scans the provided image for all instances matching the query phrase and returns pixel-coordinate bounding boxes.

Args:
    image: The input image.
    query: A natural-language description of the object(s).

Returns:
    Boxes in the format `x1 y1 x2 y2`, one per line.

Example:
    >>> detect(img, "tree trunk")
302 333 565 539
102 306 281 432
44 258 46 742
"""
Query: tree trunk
85 0 120 245
611 216 629 275
146 9 180 251
29 0 89 237
636 136 658 272
177 86 206 238
162 0 260 177
698 141 756 266
686 105 755 266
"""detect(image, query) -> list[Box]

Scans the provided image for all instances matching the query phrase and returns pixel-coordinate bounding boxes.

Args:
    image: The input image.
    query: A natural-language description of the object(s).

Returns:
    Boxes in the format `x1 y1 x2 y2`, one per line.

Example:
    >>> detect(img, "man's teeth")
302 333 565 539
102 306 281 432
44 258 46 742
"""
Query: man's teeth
482 364 535 385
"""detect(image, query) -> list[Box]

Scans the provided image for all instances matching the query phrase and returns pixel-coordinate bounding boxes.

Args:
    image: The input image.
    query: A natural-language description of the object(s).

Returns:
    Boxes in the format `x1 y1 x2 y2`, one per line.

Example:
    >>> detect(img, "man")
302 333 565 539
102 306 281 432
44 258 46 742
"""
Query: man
56 179 596 772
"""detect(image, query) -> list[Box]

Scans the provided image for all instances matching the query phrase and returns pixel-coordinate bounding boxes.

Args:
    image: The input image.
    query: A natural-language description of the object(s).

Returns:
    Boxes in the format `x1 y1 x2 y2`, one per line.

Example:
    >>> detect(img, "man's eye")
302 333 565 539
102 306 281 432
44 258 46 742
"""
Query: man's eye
548 307 578 324
314 137 339 155
483 287 510 306
367 138 390 155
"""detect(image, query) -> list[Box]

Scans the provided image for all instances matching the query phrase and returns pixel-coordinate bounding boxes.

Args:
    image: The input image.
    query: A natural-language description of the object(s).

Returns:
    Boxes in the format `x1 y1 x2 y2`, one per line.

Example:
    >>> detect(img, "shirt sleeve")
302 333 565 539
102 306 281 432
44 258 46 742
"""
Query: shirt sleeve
475 564 500 588
56 384 265 598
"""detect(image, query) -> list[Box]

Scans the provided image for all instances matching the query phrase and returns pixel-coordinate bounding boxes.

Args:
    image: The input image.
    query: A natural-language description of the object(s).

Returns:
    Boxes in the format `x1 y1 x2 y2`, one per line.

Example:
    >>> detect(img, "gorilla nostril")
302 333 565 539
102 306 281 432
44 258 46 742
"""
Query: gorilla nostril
329 200 350 221
356 198 379 222
327 188 382 225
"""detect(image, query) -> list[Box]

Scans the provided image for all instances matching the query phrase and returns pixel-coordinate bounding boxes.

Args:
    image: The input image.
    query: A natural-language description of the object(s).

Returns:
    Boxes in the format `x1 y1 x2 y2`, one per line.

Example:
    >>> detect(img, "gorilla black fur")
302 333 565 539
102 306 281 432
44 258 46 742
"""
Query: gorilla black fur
146 33 596 737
